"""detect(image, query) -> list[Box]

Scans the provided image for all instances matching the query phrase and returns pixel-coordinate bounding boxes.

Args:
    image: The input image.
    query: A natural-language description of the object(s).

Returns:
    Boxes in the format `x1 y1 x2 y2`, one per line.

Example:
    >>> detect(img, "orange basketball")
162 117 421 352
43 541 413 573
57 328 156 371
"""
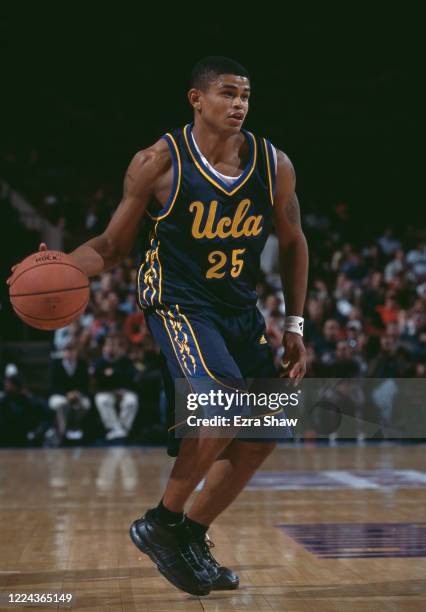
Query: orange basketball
9 250 90 330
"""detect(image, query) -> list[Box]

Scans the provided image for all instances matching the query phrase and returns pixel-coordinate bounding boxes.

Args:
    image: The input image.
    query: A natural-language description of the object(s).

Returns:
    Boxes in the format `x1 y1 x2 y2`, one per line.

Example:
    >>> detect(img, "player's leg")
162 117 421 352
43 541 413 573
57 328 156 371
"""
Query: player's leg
149 305 245 510
129 305 244 595
162 436 236 511
186 306 280 525
187 438 276 525
176 306 279 589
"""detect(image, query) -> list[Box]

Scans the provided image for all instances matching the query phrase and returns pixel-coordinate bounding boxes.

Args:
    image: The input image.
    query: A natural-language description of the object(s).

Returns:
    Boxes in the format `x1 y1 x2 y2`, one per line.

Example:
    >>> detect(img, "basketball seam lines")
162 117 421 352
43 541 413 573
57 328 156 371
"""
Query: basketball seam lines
12 300 89 321
10 285 89 297
9 261 88 287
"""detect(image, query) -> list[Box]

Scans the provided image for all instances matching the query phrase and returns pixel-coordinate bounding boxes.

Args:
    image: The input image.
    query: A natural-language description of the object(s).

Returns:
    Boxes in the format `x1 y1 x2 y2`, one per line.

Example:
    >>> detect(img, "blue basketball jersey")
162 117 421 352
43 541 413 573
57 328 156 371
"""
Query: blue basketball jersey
137 123 276 312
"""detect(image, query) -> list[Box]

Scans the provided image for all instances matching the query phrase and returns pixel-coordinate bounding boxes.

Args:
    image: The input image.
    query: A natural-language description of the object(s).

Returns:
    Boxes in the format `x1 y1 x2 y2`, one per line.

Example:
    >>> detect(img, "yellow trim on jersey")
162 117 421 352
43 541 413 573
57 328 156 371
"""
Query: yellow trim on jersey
157 308 189 378
156 308 195 414
155 238 163 305
137 239 152 309
263 138 274 206
168 309 198 377
176 305 242 392
136 262 143 310
146 133 182 221
137 222 163 307
142 241 156 305
183 124 257 197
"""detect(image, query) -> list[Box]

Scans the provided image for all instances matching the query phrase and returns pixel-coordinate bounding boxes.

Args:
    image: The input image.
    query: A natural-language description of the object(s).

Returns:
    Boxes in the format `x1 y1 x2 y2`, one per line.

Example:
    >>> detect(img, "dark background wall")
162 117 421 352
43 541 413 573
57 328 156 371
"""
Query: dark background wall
0 6 421 226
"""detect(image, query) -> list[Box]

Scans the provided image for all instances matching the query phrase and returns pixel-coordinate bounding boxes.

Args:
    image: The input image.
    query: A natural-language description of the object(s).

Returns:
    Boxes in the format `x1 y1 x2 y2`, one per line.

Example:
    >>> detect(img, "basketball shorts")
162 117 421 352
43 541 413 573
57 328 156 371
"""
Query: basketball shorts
144 303 291 456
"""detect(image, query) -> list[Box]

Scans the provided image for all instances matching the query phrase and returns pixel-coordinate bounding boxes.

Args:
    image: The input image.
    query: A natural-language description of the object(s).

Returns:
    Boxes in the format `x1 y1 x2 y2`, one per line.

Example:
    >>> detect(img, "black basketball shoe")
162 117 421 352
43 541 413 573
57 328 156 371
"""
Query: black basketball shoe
197 534 239 590
129 510 212 596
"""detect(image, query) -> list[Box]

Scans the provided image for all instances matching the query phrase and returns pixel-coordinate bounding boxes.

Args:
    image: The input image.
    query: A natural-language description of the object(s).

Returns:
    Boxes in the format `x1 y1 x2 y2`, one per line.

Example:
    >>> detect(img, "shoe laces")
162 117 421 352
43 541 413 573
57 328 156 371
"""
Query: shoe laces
200 534 219 567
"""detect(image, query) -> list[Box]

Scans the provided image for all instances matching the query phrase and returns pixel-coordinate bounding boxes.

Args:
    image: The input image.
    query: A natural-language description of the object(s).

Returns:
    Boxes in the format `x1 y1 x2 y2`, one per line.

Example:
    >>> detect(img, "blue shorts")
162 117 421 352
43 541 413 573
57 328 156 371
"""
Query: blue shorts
145 303 285 456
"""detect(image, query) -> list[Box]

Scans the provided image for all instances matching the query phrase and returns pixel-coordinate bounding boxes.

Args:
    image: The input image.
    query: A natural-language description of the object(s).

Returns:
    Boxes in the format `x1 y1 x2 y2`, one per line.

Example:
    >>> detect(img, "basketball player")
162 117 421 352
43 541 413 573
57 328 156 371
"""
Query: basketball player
14 57 309 595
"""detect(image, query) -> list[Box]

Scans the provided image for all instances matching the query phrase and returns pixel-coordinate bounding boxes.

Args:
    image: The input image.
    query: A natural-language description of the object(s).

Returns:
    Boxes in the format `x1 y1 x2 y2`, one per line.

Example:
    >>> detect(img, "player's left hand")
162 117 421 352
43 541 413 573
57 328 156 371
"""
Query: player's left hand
7 243 48 285
280 332 307 383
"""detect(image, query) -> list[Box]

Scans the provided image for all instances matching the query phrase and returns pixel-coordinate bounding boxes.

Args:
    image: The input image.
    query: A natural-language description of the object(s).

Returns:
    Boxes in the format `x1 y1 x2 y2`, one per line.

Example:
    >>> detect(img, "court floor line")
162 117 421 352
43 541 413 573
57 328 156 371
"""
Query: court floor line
324 470 381 489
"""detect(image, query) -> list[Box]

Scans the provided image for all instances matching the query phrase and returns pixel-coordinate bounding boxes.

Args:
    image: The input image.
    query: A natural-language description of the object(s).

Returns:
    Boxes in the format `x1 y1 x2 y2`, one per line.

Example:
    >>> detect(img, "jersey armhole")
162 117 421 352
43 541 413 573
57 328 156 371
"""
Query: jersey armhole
263 138 277 205
146 133 182 221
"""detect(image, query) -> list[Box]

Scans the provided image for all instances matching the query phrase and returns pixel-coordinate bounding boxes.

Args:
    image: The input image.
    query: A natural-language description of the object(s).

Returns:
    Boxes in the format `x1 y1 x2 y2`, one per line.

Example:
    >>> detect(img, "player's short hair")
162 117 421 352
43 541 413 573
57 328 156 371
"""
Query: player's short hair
190 56 250 90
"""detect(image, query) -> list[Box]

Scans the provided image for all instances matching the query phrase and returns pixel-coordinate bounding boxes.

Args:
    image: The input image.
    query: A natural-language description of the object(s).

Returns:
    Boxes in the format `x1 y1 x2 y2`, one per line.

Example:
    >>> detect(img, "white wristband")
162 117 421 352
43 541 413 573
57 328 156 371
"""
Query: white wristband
284 316 304 336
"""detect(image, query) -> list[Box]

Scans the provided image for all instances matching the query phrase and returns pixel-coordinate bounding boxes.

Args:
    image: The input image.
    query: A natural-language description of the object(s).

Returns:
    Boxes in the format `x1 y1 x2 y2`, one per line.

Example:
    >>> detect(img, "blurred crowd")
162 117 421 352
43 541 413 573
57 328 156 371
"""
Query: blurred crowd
1 153 426 447
1 322 166 447
260 202 426 380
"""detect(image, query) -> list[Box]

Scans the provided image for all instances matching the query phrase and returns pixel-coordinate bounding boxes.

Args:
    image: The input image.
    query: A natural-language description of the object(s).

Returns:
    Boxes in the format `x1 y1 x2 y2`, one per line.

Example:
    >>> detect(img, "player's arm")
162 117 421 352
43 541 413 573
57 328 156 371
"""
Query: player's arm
273 150 309 379
6 140 170 284
68 139 171 277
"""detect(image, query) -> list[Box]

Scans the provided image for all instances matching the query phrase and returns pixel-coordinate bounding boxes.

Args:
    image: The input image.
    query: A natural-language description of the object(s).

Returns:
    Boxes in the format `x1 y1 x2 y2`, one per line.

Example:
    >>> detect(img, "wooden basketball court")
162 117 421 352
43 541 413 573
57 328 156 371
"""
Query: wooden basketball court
1 444 425 611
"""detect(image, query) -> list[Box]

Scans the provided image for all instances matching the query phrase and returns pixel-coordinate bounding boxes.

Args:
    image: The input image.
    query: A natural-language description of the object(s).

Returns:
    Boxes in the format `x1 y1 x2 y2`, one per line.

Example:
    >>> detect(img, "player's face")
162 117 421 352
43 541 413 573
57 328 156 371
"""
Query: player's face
195 74 250 132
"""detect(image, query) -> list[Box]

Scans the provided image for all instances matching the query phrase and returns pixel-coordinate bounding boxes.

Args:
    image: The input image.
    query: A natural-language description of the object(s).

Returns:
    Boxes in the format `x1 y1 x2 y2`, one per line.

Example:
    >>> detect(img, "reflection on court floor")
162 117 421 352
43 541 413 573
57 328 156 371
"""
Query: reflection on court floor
247 469 426 490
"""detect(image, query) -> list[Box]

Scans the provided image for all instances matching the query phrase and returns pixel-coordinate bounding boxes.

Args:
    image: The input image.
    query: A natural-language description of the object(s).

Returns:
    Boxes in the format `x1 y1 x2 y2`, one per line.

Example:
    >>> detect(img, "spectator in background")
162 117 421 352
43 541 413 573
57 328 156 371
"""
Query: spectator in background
53 319 81 352
48 340 91 442
314 319 342 363
89 292 121 343
376 291 401 326
119 292 139 315
406 241 426 278
367 335 409 377
362 244 383 272
377 227 401 256
384 249 406 283
341 252 368 284
93 334 138 440
123 308 147 345
346 319 363 347
0 370 51 447
361 271 385 316
304 296 326 346
333 341 360 376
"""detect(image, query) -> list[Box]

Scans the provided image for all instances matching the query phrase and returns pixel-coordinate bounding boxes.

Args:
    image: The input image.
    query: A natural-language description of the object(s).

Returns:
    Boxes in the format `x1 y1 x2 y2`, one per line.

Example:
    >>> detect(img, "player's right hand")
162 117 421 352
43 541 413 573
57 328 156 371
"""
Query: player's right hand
7 243 48 285
280 332 307 384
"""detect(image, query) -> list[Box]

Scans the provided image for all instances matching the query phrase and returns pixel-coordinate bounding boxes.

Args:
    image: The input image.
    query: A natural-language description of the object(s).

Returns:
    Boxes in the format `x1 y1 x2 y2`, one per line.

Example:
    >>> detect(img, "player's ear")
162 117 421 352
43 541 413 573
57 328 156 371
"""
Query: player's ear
188 88 202 112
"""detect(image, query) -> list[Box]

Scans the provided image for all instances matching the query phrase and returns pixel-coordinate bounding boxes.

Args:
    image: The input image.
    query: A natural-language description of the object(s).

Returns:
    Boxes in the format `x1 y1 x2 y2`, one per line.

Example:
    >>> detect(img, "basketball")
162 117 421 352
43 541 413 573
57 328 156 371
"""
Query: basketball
9 250 90 330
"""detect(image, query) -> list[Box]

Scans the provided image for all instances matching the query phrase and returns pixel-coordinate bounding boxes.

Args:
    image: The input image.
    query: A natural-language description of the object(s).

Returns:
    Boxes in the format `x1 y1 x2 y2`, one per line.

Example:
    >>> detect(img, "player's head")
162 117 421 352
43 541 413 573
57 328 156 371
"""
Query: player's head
188 56 251 132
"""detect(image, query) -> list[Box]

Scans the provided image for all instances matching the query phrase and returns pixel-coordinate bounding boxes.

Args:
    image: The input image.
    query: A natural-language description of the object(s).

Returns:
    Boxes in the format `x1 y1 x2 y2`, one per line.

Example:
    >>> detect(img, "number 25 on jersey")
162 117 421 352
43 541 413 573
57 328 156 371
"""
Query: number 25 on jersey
206 248 246 279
